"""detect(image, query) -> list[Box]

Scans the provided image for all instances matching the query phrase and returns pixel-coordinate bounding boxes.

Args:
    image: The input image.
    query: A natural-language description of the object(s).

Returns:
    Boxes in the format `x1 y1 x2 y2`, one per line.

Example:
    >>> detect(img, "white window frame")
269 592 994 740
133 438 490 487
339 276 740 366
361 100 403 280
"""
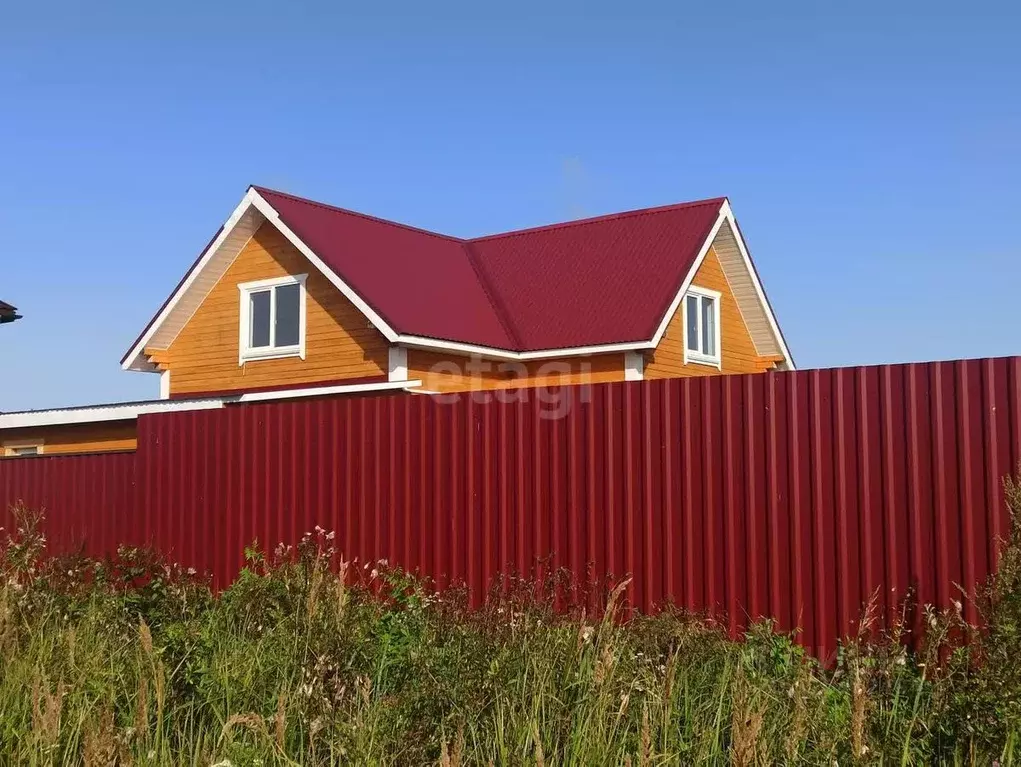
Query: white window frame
238 274 308 365
682 285 722 369
3 440 44 457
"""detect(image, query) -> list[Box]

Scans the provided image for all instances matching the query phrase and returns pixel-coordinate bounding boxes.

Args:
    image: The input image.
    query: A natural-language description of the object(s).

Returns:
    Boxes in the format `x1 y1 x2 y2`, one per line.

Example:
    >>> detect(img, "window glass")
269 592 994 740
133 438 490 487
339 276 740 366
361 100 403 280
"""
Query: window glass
10 446 39 456
274 283 301 348
686 295 699 351
250 290 272 348
701 296 716 356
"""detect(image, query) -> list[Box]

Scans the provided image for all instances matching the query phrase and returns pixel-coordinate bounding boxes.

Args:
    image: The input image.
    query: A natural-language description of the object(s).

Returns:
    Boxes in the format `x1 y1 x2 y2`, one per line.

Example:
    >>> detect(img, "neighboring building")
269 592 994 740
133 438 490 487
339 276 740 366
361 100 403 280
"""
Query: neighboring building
0 300 21 324
1 185 793 456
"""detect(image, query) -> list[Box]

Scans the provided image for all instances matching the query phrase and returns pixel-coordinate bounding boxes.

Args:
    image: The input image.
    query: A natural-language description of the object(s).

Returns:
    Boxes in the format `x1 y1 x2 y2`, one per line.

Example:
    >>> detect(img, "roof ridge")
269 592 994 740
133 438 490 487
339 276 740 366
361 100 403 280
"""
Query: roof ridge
252 185 465 244
469 197 727 243
460 241 523 349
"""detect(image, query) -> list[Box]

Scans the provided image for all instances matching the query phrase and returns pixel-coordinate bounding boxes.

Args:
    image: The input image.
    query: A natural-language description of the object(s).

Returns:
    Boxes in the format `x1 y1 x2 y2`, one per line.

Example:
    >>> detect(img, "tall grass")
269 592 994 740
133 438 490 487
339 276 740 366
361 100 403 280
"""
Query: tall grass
1 474 1021 765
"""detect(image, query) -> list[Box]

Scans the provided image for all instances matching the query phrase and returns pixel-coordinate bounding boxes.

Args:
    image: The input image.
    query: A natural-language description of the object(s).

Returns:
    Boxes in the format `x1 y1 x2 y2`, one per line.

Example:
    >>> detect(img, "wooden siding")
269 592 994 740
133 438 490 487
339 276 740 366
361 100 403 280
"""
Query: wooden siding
644 247 781 379
407 350 626 393
150 224 389 397
1 421 137 456
712 220 784 358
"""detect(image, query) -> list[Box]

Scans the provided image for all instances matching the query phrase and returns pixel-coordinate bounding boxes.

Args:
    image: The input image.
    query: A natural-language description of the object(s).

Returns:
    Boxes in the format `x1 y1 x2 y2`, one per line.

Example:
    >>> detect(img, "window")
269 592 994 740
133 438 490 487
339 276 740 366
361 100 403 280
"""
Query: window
3 442 42 457
683 286 721 366
238 275 307 363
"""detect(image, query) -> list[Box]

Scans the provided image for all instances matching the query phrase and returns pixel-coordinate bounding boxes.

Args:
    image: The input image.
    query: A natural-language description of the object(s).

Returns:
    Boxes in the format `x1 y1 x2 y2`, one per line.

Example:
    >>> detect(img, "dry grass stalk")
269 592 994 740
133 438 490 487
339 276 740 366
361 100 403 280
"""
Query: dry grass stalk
603 577 632 628
639 704 652 767
730 670 764 767
850 662 869 761
221 712 269 740
785 663 810 764
138 618 153 658
83 705 117 767
0 585 12 653
533 723 545 767
154 660 166 728
307 559 324 620
274 689 287 749
66 627 77 667
31 674 65 750
615 690 632 729
661 650 677 711
575 618 594 652
307 715 326 760
336 558 349 619
135 674 150 738
357 674 372 709
851 594 880 762
439 729 465 767
593 643 615 687
438 725 464 767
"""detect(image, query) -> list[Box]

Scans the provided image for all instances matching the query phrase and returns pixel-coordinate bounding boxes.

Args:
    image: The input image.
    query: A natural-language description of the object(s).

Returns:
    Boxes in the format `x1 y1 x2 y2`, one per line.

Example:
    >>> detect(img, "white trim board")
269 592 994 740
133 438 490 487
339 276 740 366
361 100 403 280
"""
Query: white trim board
388 346 409 381
392 335 654 361
122 189 265 372
624 351 644 381
0 380 422 430
235 379 420 403
716 201 794 368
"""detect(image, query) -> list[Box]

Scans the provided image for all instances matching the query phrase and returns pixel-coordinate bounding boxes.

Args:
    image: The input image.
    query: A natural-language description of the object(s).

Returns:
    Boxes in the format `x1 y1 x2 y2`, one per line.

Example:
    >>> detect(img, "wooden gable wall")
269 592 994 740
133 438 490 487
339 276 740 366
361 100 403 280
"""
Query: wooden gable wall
644 246 782 379
148 223 390 398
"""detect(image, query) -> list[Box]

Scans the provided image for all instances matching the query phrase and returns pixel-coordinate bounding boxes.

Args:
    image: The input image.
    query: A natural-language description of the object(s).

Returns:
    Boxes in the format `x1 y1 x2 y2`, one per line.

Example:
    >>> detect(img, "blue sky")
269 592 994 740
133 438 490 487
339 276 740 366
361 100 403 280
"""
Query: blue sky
1 1 1018 410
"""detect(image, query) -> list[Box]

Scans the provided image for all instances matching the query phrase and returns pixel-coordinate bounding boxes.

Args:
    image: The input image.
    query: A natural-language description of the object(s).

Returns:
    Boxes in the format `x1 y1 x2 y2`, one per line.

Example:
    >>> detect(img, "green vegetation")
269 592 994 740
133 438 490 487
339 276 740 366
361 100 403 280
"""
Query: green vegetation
2 475 1021 765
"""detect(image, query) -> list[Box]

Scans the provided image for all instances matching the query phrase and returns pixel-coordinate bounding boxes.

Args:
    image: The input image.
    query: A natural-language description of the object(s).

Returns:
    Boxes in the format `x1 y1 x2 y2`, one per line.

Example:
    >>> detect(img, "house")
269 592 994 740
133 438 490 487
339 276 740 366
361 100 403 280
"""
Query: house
0 301 21 324
1 186 792 457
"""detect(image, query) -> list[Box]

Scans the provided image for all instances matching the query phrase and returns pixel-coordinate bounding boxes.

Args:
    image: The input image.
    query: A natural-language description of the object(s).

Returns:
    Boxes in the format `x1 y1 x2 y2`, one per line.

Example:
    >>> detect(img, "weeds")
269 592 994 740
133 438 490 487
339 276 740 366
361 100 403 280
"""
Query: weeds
0 480 1021 764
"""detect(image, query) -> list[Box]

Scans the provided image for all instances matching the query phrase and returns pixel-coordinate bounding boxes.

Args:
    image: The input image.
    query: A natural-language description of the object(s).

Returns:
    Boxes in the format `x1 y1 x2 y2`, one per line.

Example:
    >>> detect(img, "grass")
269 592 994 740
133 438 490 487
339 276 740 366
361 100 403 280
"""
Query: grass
1 474 1021 765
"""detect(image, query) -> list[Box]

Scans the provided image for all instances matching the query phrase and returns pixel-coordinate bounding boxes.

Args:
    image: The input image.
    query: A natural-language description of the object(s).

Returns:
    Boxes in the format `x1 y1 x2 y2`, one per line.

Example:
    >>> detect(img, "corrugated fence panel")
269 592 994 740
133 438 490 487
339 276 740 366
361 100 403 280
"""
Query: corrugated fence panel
2 357 1020 661
0 452 138 558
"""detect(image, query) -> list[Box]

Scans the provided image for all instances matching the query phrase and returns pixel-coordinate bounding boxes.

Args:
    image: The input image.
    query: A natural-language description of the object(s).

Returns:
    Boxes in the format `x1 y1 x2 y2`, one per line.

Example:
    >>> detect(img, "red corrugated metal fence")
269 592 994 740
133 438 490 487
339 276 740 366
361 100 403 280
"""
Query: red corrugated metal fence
2 357 1020 660
0 451 137 557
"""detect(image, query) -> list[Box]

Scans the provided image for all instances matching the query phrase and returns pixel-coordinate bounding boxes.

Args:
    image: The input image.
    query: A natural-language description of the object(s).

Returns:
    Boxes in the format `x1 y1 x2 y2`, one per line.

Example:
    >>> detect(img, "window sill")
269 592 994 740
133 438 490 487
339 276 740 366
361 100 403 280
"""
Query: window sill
240 347 304 364
685 352 722 369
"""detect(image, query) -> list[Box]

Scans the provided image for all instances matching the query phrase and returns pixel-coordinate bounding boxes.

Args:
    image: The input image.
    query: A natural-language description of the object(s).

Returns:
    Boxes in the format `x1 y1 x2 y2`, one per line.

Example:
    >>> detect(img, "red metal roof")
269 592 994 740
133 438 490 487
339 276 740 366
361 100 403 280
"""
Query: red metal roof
254 188 517 349
254 187 725 352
